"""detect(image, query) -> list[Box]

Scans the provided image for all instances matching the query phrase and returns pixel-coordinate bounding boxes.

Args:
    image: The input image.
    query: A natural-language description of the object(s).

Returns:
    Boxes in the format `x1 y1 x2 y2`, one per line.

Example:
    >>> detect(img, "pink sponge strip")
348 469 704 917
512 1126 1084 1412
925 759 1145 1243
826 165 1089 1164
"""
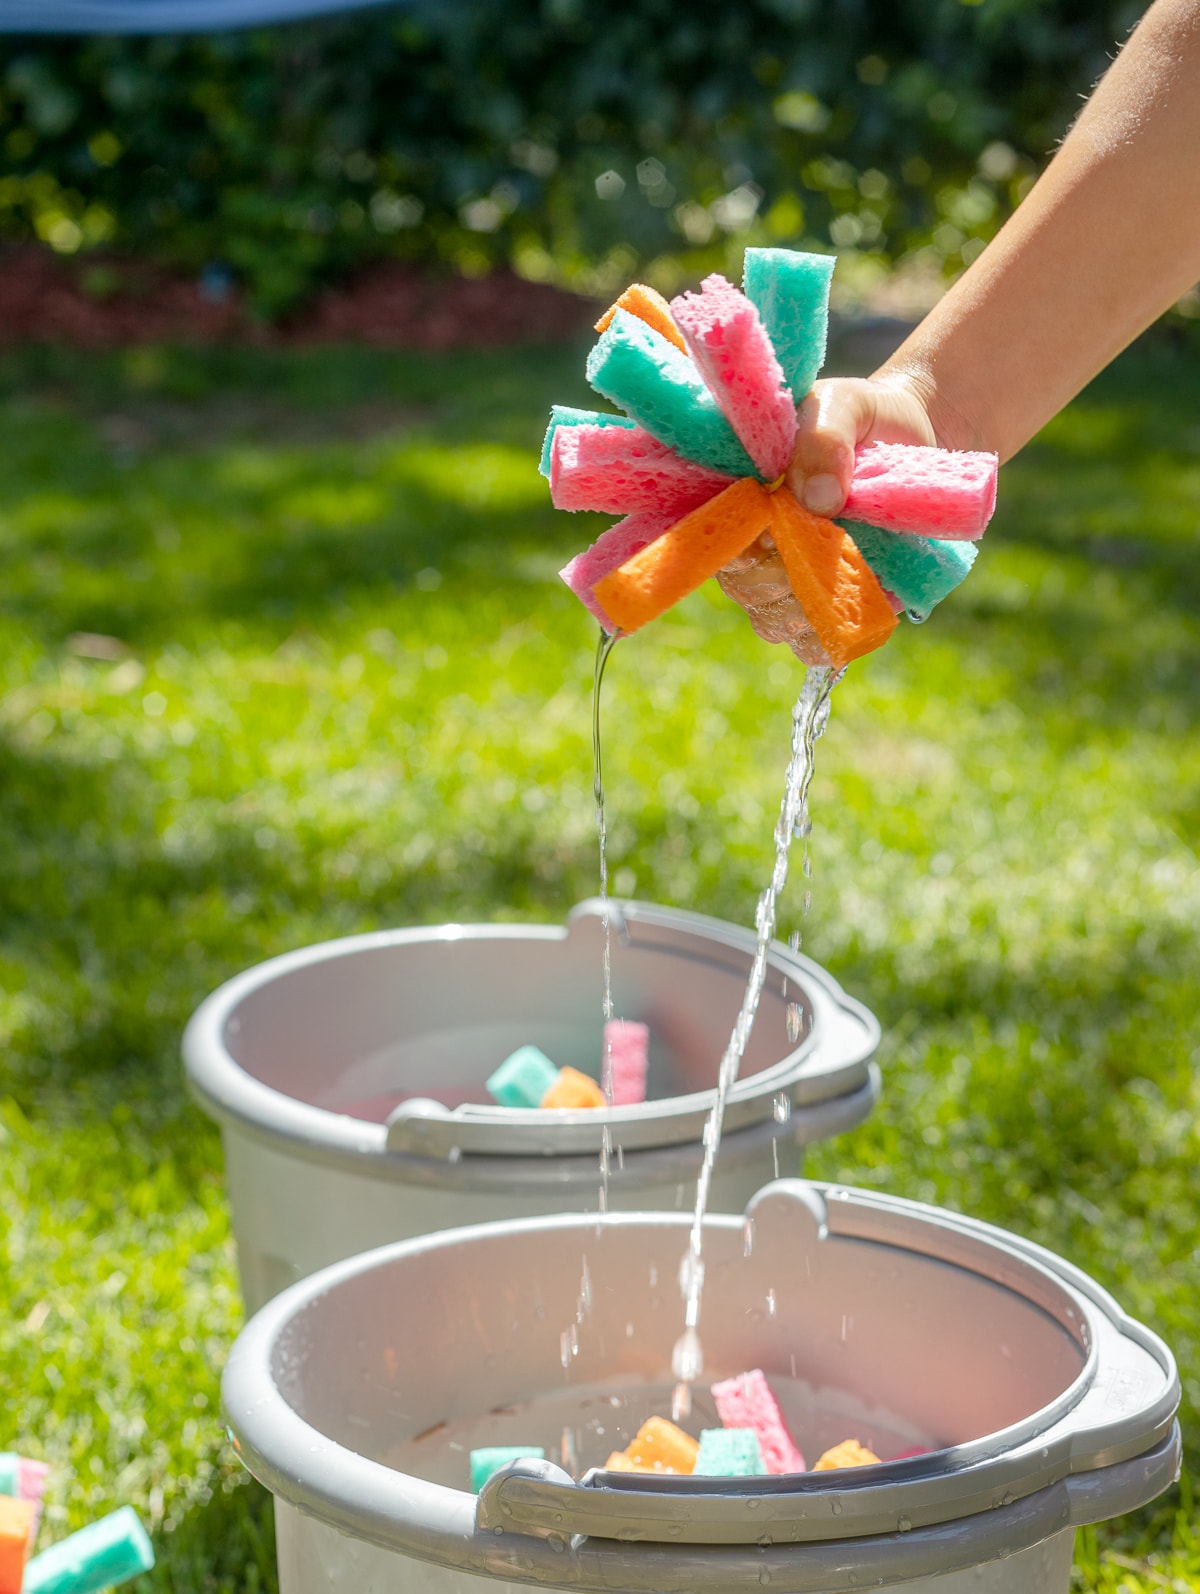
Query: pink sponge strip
844 442 998 540
711 1369 806 1474
550 424 735 517
560 514 675 631
604 1019 649 1106
670 274 797 481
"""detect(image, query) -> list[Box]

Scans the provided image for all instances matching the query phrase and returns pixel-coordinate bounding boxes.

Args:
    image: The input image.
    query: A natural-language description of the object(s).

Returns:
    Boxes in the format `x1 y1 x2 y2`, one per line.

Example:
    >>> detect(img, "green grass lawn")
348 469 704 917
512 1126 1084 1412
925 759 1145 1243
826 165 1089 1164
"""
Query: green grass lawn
0 328 1198 1592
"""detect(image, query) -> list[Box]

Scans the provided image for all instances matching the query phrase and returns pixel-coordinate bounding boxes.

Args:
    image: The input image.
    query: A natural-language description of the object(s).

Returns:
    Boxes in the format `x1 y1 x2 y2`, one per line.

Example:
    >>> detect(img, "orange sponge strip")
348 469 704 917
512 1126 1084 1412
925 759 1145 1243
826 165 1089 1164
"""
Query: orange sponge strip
595 284 688 354
0 1496 35 1594
768 489 897 666
541 1067 606 1110
594 477 771 634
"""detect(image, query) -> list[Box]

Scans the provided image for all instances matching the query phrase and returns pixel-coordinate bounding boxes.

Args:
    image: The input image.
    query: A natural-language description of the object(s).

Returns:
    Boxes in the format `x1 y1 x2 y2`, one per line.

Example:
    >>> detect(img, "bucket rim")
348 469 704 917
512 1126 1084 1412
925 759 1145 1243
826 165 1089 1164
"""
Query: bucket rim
183 899 880 1167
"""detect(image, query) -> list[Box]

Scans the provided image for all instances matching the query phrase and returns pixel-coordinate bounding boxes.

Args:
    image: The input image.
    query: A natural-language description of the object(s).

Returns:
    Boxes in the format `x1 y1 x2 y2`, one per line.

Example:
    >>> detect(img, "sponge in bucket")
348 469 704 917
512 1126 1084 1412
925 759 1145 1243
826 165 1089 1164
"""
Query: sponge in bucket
814 1439 881 1472
768 489 898 666
541 1067 606 1110
595 283 689 353
623 1417 700 1474
604 1018 649 1106
741 248 836 401
23 1505 154 1594
711 1369 806 1474
842 519 977 621
0 1496 34 1594
585 310 758 479
470 1447 546 1493
670 274 797 481
550 423 735 517
559 513 676 631
844 442 998 540
593 477 772 634
540 405 634 478
694 1428 766 1477
487 1045 560 1109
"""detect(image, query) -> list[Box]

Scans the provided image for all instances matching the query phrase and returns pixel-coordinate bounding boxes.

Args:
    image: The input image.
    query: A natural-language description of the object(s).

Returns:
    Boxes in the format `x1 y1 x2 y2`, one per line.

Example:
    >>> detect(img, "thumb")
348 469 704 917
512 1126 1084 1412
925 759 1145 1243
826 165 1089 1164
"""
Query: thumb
786 375 939 518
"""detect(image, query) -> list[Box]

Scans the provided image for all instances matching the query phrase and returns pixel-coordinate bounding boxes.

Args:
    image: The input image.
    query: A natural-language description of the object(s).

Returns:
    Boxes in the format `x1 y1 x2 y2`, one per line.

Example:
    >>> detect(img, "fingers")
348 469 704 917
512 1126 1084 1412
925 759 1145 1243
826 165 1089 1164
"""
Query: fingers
787 379 874 517
786 374 941 518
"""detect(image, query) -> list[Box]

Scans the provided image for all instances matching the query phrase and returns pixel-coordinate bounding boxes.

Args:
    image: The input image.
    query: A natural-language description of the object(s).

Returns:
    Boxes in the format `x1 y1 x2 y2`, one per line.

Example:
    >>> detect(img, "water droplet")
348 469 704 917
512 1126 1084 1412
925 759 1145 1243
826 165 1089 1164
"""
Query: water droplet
742 1217 756 1256
678 1250 705 1299
671 1381 692 1421
648 1265 658 1287
759 1569 772 1585
786 1002 803 1043
671 1327 703 1382
559 1331 571 1369
560 1428 577 1477
773 1092 791 1123
625 1321 634 1338
897 1515 912 1533
1001 1491 1014 1507
447 1146 462 1164
745 1498 760 1510
766 1289 777 1318
831 1498 843 1516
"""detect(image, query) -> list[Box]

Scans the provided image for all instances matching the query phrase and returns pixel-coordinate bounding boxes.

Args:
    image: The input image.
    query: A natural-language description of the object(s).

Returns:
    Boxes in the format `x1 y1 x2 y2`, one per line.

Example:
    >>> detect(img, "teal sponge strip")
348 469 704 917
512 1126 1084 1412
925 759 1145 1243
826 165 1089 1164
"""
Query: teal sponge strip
742 248 835 402
586 310 758 479
24 1506 154 1594
695 1428 766 1477
539 406 634 479
486 1045 560 1108
842 520 977 621
470 1446 545 1493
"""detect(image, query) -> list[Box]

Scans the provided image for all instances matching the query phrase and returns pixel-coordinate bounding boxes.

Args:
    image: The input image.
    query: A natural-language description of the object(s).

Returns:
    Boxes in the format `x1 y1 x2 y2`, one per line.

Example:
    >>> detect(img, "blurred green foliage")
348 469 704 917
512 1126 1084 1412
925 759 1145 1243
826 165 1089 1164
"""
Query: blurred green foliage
0 0 1145 313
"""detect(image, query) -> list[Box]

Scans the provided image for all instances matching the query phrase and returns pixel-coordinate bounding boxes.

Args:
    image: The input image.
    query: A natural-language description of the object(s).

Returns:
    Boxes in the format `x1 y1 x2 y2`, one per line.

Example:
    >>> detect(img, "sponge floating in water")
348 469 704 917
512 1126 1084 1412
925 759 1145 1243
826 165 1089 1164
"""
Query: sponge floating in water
548 251 999 657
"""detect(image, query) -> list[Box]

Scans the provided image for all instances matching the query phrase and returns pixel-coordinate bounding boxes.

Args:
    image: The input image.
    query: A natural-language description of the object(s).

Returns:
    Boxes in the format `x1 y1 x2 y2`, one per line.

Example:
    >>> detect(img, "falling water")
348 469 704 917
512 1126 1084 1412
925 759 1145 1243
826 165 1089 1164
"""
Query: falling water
670 664 842 1418
593 626 621 1211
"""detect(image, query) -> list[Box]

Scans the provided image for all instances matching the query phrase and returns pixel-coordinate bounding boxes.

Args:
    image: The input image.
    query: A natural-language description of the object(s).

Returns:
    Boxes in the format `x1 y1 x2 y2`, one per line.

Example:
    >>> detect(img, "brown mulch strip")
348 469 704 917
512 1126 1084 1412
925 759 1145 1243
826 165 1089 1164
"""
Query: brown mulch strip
0 248 599 349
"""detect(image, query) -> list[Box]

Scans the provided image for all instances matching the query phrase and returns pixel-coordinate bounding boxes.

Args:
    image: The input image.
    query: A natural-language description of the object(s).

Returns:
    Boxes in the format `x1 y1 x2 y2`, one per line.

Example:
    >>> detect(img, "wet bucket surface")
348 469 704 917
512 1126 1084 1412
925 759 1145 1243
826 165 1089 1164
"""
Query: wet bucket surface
223 1180 1180 1594
184 900 880 1309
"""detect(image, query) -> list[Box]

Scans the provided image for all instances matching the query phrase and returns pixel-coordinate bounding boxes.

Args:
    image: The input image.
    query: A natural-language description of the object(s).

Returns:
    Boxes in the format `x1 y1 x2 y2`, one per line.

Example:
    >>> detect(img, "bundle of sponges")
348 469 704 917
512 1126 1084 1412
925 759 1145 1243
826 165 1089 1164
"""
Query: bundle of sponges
544 255 998 668
1 1455 152 1594
485 1022 650 1111
598 1370 881 1479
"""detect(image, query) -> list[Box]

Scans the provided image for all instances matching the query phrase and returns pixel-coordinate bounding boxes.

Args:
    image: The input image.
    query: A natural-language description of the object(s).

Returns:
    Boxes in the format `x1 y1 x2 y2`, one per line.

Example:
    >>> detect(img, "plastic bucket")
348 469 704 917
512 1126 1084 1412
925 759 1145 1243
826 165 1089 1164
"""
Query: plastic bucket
184 899 880 1310
223 1179 1180 1594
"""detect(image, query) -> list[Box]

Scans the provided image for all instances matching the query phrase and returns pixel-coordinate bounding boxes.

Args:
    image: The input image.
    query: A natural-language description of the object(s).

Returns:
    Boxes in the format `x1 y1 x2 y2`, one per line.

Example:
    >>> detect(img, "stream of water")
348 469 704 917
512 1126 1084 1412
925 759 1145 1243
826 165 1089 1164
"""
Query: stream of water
669 664 842 1418
593 627 621 1212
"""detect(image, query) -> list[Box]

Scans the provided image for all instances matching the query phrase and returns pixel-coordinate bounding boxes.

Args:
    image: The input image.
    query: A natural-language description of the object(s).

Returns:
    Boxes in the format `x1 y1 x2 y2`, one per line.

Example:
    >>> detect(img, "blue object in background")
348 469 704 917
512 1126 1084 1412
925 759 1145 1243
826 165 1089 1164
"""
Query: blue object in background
0 0 420 33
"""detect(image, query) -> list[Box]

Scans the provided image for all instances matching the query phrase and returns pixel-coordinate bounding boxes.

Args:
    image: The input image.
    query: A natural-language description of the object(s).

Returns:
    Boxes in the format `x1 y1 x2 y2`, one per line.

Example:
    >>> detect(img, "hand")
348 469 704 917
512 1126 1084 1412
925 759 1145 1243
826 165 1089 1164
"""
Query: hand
718 369 941 659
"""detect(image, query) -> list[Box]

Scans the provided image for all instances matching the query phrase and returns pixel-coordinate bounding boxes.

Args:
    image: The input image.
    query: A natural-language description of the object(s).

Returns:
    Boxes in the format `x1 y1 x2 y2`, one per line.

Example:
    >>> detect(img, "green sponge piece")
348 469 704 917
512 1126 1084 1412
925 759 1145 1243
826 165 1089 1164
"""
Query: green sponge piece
470 1446 546 1493
586 310 758 479
486 1045 560 1108
694 1428 766 1477
842 520 977 621
742 248 836 402
539 406 634 478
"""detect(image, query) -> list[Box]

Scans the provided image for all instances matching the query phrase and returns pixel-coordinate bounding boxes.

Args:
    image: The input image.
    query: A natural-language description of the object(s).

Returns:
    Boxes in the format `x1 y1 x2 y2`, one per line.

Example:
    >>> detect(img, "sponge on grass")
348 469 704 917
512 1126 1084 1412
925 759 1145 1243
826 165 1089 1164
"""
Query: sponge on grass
742 248 835 402
670 274 797 480
560 513 676 631
550 423 735 517
586 310 758 479
595 283 688 353
844 441 998 539
768 489 898 666
593 477 772 634
540 405 634 478
842 519 977 621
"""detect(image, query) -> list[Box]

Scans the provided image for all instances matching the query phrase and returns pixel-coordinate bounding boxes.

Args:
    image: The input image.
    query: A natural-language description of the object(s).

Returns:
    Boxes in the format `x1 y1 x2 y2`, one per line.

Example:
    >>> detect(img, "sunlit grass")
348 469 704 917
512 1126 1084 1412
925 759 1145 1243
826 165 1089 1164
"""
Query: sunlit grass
0 333 1197 1591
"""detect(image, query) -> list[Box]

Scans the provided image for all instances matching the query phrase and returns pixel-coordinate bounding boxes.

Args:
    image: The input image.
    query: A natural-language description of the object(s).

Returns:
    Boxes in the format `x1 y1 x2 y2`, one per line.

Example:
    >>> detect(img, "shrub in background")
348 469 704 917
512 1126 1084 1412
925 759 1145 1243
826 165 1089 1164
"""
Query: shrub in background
0 0 1142 315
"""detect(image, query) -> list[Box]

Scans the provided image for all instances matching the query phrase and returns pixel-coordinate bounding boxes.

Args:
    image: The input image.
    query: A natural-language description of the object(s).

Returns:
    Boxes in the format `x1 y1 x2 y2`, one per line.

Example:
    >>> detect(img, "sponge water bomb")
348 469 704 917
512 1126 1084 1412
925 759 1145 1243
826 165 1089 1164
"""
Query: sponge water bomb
23 1506 154 1594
